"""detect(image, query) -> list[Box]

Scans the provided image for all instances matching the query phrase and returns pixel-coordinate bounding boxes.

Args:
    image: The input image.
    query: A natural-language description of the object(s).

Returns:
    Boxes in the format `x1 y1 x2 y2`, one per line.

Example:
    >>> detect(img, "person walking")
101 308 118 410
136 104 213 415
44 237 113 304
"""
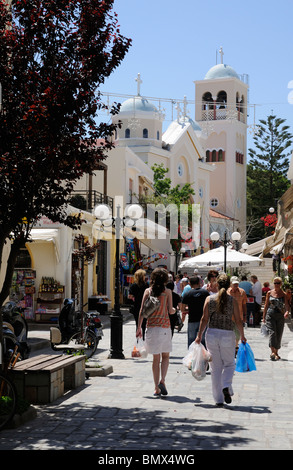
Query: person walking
195 274 246 406
238 275 252 295
136 268 175 397
166 281 182 336
227 276 247 352
250 275 263 325
128 269 149 339
181 276 210 347
203 270 219 294
263 276 290 361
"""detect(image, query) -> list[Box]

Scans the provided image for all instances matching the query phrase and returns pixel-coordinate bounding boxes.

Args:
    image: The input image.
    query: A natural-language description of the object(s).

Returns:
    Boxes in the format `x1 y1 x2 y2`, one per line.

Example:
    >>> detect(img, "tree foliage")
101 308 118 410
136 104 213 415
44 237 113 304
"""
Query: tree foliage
0 0 131 305
139 163 196 260
247 115 292 242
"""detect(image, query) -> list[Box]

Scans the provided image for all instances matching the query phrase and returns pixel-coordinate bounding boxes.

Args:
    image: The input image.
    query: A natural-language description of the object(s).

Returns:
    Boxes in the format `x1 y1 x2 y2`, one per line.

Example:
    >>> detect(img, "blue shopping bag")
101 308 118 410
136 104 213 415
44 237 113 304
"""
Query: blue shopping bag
235 342 256 373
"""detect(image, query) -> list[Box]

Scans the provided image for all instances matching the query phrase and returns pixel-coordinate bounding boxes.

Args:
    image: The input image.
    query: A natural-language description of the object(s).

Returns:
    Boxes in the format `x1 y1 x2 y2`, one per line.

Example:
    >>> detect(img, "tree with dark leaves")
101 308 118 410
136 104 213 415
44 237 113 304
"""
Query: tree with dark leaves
0 0 131 307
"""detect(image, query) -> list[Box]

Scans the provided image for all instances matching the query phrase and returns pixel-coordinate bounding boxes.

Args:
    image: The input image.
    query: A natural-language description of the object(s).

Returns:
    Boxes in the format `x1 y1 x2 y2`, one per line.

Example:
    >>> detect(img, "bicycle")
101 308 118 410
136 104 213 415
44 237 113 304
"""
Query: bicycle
68 327 98 359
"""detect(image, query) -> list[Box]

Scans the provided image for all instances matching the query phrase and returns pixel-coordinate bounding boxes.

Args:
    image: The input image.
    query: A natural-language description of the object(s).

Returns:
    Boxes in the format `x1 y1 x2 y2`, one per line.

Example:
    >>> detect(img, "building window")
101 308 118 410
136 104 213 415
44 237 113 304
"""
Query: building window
236 152 244 164
206 149 225 163
143 128 148 138
218 149 224 161
125 128 130 138
157 130 160 140
210 198 219 208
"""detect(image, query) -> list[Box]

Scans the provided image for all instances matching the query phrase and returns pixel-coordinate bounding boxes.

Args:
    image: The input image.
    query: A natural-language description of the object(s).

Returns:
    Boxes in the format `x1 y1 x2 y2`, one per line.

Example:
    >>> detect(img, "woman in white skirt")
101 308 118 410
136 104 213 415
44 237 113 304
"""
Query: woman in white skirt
137 268 175 396
195 274 246 406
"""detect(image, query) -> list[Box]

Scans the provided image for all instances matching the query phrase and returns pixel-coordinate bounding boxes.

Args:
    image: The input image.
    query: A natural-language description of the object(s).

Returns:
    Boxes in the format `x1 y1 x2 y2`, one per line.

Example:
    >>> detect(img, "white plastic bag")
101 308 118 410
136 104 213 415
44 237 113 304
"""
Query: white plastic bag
132 338 148 358
182 341 196 369
260 322 269 337
191 342 211 381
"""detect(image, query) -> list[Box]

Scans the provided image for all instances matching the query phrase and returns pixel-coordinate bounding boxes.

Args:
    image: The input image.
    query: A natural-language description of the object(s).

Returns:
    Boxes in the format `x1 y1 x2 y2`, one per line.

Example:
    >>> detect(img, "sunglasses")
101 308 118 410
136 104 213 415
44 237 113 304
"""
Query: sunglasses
274 282 281 285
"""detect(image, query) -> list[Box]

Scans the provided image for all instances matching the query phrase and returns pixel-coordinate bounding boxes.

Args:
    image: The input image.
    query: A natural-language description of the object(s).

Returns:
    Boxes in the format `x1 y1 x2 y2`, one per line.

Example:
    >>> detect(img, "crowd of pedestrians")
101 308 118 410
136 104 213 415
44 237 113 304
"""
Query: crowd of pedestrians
130 267 291 405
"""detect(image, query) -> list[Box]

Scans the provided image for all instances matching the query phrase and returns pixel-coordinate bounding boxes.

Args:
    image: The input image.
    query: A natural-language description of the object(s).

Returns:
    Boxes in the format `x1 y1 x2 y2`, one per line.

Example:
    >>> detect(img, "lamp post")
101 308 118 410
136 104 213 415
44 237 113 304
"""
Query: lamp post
94 203 142 359
210 230 241 272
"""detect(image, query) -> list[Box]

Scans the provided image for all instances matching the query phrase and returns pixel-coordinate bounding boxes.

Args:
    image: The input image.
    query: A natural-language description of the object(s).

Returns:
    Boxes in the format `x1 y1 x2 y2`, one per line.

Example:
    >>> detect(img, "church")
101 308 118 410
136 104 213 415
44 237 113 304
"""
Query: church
74 53 249 278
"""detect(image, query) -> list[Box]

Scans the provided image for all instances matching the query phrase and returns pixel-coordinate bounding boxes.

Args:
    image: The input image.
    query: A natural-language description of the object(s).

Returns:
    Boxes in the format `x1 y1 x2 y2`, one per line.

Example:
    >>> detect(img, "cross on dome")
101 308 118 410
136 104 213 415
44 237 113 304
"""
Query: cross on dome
219 46 224 64
135 73 143 96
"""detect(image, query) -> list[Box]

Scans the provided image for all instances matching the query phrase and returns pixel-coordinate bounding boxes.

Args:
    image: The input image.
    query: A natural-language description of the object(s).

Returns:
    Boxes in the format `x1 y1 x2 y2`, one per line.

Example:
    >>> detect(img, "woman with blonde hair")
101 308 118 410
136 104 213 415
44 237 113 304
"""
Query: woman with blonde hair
263 276 290 360
128 269 149 339
136 268 175 397
196 274 246 406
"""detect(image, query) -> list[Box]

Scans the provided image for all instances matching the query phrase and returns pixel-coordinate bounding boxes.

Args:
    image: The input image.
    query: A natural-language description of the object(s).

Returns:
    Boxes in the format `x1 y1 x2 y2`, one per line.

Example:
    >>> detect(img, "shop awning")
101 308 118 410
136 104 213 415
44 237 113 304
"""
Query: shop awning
30 228 60 262
262 226 287 256
241 237 270 257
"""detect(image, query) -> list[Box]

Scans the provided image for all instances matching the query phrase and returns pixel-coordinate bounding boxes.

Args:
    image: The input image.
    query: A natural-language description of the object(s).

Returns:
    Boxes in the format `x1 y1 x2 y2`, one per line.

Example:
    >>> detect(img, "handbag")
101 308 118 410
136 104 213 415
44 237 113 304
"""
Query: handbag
141 290 160 319
235 342 257 373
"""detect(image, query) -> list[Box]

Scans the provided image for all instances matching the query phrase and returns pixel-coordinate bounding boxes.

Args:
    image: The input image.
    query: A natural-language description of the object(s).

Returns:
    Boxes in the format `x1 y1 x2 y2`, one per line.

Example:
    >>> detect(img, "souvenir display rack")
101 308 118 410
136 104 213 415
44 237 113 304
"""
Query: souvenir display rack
9 269 36 320
35 277 64 323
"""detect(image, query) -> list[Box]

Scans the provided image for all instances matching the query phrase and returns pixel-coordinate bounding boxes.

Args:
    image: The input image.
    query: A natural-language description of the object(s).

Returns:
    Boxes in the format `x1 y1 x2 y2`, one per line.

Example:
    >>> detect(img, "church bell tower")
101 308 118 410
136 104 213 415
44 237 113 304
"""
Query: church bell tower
194 48 249 236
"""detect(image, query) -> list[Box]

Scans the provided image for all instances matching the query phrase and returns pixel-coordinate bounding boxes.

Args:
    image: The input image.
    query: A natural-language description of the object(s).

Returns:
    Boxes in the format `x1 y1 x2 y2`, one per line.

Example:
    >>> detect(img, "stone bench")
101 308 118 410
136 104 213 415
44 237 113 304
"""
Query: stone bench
8 354 86 404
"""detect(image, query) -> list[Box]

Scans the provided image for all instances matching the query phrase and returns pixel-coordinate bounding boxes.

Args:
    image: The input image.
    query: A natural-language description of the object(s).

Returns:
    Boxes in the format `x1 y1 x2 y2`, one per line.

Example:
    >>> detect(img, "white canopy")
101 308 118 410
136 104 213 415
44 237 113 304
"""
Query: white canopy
179 246 262 269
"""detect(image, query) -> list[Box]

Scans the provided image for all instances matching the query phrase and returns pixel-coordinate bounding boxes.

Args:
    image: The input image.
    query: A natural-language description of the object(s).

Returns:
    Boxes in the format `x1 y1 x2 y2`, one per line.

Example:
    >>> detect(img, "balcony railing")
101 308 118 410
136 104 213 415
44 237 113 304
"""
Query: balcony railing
201 108 246 123
70 190 113 212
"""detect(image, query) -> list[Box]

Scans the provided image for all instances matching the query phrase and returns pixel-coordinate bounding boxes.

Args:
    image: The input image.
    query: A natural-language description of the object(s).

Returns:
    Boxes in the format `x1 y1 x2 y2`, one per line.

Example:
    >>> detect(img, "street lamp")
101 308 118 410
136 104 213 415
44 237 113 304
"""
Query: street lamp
94 203 142 359
210 230 241 272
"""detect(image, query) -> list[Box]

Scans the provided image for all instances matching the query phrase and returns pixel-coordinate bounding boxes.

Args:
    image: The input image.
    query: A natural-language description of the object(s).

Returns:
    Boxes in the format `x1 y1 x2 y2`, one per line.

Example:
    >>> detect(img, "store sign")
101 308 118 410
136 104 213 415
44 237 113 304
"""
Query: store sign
34 216 62 228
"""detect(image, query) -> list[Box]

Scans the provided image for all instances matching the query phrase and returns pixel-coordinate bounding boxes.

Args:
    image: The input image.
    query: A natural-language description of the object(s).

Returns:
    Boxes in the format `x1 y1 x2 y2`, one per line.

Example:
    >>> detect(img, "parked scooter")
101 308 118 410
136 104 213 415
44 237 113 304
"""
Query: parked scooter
1 301 31 360
58 299 103 350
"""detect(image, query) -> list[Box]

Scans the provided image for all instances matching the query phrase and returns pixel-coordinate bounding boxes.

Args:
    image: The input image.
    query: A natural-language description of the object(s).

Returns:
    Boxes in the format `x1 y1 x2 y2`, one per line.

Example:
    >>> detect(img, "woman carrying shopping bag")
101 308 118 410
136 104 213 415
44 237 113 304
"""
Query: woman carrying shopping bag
195 274 246 406
136 268 175 397
262 276 290 361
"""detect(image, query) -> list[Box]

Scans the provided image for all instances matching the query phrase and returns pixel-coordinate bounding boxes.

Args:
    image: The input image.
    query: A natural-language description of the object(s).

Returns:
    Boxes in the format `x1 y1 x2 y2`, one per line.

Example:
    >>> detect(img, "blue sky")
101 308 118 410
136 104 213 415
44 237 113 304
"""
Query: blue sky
99 0 293 153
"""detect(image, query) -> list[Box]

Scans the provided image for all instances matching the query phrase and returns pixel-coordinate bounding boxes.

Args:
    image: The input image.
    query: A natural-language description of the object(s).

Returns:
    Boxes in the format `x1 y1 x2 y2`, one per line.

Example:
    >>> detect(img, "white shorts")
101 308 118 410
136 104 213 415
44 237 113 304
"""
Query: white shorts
145 326 172 354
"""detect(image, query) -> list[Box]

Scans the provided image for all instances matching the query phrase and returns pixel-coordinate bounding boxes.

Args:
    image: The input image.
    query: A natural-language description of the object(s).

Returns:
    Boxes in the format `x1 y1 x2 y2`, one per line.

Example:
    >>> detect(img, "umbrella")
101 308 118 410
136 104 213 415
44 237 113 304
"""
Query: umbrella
179 246 262 269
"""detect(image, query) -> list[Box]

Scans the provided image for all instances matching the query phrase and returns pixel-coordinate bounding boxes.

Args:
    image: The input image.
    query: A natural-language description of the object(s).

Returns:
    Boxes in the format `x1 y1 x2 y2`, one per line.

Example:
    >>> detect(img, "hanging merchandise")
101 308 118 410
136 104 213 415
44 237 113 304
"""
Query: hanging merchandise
120 253 129 270
9 269 36 320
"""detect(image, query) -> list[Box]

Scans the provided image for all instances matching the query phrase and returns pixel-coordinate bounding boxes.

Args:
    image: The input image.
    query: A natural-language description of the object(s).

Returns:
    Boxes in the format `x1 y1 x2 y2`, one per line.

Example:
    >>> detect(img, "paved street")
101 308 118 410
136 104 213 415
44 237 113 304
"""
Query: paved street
1 313 293 452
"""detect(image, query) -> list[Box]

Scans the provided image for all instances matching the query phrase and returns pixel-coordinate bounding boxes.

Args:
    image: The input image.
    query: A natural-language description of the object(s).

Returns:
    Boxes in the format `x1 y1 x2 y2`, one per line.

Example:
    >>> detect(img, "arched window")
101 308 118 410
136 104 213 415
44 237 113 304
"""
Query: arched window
212 150 217 162
202 92 214 110
217 90 227 109
218 149 223 161
143 128 148 138
125 128 130 138
157 131 160 140
206 150 210 162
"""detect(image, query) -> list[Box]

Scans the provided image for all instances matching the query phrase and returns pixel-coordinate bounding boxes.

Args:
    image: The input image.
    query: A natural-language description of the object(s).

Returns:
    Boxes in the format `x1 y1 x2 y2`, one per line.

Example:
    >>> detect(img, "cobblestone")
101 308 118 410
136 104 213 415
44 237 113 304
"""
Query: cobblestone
1 315 293 451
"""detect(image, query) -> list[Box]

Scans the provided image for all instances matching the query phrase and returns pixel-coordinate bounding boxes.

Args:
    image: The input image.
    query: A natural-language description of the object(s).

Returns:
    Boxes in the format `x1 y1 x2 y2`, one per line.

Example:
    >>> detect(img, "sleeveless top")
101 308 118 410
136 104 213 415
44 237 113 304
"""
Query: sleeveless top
208 294 234 331
147 290 170 329
267 295 285 314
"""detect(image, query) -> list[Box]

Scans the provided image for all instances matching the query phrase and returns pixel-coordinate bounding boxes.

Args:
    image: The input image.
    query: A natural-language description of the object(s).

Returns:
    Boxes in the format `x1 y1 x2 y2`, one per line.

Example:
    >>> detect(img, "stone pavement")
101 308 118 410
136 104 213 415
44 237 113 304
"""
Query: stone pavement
2 313 293 451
